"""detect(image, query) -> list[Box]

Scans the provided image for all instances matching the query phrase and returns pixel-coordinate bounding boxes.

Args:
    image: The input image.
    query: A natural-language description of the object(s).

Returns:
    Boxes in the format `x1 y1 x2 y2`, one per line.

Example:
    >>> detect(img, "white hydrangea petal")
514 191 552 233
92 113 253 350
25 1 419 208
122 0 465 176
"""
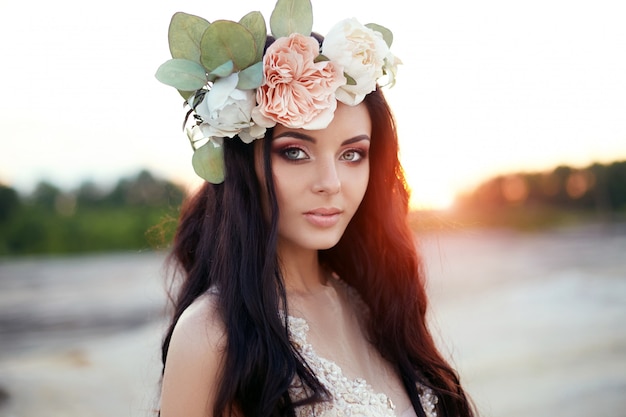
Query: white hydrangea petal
247 123 267 140
194 95 211 120
335 88 365 106
207 73 239 110
186 125 207 142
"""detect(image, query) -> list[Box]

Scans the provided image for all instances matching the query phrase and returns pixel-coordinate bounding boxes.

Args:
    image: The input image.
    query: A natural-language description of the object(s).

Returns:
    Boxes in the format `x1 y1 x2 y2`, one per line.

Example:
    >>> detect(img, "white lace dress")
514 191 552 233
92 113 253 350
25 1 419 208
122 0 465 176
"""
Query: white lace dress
287 315 438 417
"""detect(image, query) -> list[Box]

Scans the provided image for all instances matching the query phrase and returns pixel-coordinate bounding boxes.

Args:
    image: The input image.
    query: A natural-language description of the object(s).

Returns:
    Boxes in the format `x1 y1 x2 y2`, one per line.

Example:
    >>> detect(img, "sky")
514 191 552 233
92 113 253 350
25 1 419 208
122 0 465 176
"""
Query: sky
1 0 625 209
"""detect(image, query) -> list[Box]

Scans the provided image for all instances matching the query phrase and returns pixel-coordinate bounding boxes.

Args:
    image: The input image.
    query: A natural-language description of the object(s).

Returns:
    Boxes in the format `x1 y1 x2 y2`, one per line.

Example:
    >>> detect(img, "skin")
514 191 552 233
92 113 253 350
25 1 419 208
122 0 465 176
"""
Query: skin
260 102 371 293
160 102 412 417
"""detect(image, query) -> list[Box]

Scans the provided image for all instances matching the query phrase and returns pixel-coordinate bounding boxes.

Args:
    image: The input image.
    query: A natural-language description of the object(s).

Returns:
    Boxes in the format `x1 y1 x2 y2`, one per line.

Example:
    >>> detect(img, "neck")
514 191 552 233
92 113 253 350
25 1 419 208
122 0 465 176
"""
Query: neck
277 243 329 296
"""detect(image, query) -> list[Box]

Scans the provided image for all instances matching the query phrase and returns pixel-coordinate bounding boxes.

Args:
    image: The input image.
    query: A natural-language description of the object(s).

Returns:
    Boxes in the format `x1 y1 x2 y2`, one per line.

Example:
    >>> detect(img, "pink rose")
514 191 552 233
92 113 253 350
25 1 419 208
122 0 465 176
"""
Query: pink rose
252 33 346 130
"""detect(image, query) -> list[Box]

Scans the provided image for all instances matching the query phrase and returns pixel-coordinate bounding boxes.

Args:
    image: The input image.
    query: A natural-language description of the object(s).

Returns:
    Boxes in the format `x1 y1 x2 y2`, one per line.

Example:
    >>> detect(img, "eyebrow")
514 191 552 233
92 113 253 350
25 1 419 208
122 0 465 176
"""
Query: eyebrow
273 131 370 146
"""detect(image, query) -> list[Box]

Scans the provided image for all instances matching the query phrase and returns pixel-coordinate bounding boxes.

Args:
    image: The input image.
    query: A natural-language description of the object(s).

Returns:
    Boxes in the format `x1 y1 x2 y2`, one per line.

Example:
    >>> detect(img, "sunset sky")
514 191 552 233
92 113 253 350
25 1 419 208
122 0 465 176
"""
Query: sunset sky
1 0 625 209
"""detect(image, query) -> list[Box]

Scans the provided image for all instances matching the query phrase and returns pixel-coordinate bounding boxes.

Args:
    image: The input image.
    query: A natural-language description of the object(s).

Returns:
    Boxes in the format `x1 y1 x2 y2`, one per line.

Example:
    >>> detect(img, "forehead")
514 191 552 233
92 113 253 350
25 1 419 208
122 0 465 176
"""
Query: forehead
272 102 371 142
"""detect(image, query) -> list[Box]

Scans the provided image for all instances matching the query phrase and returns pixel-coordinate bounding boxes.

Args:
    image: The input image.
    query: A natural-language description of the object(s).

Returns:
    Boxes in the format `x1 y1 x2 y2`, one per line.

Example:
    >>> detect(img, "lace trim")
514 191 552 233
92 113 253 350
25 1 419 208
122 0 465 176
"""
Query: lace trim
287 315 438 417
207 284 438 416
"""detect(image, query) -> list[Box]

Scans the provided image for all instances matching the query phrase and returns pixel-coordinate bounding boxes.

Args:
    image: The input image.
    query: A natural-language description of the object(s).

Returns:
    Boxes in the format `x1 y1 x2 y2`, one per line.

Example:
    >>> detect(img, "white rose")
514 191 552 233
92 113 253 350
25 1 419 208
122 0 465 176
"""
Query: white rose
238 123 266 144
194 73 265 142
322 18 390 105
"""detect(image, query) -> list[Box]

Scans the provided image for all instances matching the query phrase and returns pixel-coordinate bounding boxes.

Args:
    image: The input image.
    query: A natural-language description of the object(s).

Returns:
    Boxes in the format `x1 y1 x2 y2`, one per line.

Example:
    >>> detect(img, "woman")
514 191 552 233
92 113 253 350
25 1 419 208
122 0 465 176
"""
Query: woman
156 1 476 416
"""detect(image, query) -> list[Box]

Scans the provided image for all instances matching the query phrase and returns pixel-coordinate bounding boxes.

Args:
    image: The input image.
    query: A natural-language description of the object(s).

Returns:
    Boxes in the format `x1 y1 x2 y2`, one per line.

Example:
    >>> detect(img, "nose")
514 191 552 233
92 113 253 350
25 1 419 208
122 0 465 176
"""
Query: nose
312 157 341 195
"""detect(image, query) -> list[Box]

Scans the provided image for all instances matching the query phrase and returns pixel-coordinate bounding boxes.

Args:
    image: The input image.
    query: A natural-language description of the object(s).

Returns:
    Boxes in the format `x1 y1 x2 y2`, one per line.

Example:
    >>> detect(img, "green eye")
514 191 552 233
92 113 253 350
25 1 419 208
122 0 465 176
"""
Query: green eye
341 150 363 162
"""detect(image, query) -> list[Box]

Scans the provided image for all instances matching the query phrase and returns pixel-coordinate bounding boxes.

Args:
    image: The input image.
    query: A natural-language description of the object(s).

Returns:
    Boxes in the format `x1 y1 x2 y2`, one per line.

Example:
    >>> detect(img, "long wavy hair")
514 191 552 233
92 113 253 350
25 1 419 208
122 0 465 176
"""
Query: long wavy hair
161 86 475 417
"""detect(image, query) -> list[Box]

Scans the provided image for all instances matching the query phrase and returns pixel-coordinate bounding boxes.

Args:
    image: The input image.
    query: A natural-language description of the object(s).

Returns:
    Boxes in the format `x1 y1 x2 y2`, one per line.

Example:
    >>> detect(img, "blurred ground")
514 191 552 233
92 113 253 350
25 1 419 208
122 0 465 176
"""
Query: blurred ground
0 223 625 417
0 253 167 417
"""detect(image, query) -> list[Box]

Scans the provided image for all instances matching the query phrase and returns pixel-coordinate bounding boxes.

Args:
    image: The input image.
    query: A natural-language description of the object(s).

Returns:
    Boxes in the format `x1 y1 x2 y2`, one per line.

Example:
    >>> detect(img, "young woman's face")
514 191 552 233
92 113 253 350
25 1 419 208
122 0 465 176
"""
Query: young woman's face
257 102 371 253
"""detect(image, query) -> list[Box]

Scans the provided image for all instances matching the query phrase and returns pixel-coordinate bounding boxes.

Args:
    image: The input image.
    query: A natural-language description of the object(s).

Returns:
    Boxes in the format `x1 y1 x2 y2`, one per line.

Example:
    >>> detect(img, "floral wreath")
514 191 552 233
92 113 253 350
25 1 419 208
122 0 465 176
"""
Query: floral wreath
156 0 400 183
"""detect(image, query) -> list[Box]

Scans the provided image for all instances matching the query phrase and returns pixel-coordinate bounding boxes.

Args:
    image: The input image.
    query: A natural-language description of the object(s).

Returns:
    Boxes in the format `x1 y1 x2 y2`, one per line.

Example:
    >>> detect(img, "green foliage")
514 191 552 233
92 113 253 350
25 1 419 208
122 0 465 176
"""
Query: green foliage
0 170 184 257
210 60 235 78
440 160 626 231
237 61 264 90
155 59 208 91
365 23 393 47
270 0 313 38
31 181 62 210
160 11 263 99
456 160 626 212
0 185 19 222
200 20 258 73
192 141 225 184
168 12 211 63
239 11 267 62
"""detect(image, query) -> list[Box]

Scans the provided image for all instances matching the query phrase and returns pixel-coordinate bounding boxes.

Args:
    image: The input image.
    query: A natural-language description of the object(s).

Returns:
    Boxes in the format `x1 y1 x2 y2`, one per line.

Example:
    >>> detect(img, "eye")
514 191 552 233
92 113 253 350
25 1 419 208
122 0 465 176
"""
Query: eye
282 147 309 161
340 149 365 162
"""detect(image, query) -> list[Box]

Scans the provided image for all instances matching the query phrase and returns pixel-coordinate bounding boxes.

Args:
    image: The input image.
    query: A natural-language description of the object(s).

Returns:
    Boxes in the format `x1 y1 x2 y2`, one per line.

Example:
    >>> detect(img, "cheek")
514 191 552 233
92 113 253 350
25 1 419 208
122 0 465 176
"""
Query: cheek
272 173 301 211
345 164 370 205
270 155 310 199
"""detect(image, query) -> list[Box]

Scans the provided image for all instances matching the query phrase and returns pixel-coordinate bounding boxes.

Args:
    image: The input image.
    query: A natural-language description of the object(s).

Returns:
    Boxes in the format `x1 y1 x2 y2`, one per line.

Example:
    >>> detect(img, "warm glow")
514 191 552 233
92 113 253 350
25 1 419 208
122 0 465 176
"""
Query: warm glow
566 170 595 199
405 173 456 211
501 175 529 204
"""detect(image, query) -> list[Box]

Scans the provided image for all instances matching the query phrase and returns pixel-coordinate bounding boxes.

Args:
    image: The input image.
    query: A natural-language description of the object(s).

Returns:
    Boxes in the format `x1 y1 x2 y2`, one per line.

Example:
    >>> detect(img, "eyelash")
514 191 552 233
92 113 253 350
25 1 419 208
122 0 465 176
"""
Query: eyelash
278 147 368 163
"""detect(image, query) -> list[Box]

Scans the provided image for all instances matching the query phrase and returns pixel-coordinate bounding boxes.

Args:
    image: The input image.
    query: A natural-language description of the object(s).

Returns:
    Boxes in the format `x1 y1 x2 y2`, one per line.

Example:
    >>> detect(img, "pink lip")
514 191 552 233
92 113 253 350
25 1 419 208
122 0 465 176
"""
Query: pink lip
303 208 343 227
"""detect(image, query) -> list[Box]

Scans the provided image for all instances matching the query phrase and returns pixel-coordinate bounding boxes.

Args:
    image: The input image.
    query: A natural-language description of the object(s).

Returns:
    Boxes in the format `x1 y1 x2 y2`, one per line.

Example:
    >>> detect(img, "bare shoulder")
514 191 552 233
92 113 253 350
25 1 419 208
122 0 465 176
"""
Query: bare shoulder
171 291 226 352
160 291 226 417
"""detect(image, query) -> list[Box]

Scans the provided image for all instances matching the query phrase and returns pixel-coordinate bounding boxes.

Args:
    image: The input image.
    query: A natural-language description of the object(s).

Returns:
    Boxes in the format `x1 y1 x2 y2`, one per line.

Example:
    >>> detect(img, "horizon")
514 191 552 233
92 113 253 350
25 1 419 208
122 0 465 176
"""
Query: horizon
6 158 624 213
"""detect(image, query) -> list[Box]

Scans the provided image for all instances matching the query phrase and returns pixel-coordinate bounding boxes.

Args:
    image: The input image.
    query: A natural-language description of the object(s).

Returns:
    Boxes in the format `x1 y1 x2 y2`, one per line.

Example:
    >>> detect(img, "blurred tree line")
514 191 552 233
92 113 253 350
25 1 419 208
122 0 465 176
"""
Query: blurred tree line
0 170 185 256
3 161 625 254
446 160 626 230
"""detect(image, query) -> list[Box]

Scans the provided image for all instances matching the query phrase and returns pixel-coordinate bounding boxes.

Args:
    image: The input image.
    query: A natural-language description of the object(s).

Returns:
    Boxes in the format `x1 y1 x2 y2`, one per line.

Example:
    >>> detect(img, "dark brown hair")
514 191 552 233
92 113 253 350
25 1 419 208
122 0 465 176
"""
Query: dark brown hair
321 89 475 416
161 87 475 417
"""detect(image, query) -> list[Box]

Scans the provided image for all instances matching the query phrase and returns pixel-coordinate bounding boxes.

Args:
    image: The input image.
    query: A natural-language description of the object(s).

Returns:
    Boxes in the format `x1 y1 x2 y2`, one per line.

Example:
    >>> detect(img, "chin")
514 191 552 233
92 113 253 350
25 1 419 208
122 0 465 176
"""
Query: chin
309 233 344 250
279 223 348 252
316 241 340 251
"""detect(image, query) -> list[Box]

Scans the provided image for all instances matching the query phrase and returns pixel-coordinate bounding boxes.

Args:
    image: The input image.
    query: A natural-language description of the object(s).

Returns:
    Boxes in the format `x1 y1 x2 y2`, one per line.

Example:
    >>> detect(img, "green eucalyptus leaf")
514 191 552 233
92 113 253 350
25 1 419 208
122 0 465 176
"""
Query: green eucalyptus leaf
344 72 356 86
270 0 313 38
237 61 264 90
155 59 208 91
210 60 235 78
178 89 195 100
314 54 329 63
168 12 211 62
365 23 393 47
192 140 225 184
239 11 267 62
200 20 257 72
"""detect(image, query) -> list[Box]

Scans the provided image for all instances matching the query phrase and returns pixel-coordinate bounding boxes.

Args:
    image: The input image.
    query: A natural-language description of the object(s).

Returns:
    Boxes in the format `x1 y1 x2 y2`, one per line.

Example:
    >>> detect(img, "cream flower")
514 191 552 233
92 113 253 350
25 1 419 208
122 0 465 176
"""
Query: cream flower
194 73 266 143
252 33 346 130
322 18 390 105
381 51 402 88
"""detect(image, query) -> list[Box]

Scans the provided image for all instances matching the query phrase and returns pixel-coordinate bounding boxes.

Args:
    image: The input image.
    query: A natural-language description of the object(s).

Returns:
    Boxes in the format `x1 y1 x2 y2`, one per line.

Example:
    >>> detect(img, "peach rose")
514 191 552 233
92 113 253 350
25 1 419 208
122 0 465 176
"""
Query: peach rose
252 33 346 130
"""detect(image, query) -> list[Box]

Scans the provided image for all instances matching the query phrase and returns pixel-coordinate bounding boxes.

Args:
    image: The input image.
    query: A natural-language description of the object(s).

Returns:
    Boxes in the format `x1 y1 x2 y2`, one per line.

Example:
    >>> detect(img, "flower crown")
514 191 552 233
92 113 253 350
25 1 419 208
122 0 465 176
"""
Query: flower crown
156 0 400 183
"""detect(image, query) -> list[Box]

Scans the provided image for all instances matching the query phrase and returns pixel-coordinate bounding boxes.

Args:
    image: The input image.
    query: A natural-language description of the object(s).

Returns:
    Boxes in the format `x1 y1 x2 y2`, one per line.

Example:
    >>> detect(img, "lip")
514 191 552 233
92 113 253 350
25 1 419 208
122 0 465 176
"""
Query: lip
303 208 343 228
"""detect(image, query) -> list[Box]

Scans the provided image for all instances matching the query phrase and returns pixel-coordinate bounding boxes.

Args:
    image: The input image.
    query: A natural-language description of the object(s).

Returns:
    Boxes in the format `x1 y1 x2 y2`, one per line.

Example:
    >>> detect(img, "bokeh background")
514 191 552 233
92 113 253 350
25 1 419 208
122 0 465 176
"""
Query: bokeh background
1 0 625 416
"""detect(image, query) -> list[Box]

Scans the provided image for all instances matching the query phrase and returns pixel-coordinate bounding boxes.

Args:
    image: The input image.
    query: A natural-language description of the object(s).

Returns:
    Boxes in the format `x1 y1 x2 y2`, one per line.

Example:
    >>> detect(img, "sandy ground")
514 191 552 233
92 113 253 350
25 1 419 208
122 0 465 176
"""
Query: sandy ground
0 252 167 417
0 223 625 417
420 224 626 417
